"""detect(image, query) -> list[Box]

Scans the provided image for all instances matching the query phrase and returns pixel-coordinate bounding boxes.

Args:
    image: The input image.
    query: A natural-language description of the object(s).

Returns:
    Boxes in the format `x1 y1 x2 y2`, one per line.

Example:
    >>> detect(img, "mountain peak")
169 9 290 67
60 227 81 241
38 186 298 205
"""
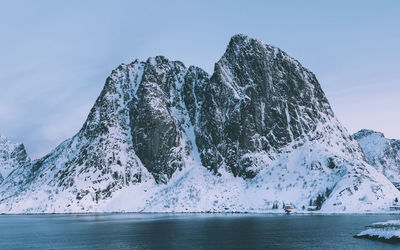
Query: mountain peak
354 129 400 184
353 129 385 140
0 134 10 143
226 34 279 57
0 134 30 183
228 33 251 46
0 35 398 213
228 34 265 47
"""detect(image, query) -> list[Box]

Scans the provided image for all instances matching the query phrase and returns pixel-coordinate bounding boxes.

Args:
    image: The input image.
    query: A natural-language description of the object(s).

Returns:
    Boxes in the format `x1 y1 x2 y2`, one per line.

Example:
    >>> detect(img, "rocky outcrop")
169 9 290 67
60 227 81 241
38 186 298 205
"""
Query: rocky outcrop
195 34 338 178
0 135 30 183
0 34 398 213
354 129 400 187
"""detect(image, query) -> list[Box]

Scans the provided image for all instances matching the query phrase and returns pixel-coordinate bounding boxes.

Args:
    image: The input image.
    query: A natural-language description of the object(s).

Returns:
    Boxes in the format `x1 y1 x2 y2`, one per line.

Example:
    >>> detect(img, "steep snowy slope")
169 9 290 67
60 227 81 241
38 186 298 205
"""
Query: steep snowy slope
0 34 398 213
354 129 400 187
0 135 30 184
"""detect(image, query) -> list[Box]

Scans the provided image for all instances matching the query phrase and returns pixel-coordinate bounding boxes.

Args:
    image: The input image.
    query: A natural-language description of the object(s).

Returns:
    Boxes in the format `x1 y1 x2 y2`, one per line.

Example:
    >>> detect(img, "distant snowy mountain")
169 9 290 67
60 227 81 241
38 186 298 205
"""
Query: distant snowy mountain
0 34 399 213
0 135 30 184
354 129 400 188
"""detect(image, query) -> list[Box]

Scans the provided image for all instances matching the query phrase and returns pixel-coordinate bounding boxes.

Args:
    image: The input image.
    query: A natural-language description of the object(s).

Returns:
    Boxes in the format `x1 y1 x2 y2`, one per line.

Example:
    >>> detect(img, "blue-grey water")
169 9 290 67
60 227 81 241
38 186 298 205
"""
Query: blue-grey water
0 213 399 249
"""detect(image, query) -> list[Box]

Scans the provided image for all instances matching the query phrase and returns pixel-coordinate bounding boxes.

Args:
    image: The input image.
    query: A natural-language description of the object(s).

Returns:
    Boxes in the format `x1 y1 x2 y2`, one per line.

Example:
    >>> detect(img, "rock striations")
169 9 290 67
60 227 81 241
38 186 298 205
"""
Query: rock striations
0 135 30 184
354 129 400 188
0 34 399 213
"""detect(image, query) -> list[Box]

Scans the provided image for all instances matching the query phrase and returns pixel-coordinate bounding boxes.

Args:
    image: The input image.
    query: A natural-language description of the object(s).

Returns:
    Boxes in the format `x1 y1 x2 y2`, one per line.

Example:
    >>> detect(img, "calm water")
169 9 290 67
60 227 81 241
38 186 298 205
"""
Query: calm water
0 213 399 249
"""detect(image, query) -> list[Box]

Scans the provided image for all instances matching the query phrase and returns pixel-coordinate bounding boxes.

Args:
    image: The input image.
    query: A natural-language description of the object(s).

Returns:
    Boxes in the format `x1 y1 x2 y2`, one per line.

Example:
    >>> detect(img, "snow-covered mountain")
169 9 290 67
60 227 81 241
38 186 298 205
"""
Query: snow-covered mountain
354 129 400 188
0 135 30 184
0 34 399 213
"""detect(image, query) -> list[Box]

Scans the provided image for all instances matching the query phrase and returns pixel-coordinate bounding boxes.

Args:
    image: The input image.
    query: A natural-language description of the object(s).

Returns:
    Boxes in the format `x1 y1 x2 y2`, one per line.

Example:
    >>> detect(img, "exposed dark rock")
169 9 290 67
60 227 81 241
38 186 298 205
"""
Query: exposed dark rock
0 135 30 183
354 129 400 184
0 34 397 213
196 34 335 178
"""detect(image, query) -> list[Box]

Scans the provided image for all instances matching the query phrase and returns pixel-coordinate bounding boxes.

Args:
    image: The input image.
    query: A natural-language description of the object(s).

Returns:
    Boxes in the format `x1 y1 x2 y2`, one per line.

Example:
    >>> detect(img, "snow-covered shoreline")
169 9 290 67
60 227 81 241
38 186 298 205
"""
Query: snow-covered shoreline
2 211 400 215
355 220 400 242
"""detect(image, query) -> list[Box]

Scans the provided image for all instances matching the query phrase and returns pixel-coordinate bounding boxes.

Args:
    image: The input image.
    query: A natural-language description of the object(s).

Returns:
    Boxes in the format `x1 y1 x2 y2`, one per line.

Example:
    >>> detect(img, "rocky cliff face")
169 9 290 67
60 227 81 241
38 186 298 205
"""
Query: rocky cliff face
195 35 339 178
0 135 30 183
354 129 400 187
0 34 398 213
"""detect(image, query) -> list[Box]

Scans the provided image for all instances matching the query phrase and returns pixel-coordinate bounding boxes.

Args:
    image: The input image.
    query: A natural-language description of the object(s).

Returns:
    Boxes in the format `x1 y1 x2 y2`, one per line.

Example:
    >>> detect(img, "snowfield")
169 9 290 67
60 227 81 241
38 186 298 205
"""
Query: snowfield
1 133 398 214
0 34 399 214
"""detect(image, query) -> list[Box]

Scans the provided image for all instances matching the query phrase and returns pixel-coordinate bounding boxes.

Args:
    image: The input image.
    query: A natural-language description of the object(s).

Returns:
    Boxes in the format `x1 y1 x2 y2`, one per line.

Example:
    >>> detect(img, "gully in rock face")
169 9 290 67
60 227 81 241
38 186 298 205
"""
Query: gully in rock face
0 35 399 214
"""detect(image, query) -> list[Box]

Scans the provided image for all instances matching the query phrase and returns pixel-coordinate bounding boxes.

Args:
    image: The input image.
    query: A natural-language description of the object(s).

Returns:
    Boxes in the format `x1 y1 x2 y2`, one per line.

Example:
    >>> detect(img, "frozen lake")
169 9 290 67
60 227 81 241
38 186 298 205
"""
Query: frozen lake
0 213 399 249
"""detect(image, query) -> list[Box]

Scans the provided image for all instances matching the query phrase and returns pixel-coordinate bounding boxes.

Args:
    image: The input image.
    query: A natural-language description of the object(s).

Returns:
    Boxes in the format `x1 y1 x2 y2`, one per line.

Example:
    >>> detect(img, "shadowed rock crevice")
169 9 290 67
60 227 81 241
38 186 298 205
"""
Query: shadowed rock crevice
1 34 397 213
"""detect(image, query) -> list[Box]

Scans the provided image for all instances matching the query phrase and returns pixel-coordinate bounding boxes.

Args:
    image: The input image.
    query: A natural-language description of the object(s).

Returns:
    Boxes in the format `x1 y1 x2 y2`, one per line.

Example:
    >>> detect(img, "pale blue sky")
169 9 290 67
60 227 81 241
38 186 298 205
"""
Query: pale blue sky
1 0 399 159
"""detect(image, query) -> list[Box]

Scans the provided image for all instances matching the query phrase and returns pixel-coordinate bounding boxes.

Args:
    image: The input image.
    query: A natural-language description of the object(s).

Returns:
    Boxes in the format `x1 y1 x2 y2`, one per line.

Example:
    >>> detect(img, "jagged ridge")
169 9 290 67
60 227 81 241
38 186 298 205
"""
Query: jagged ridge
0 34 398 213
354 129 400 187
0 135 30 184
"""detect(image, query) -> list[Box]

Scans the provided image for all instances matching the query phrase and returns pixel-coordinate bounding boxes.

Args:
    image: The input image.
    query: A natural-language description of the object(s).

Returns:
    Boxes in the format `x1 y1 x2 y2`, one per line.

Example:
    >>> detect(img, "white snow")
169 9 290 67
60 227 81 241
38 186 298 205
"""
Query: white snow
356 220 400 240
1 36 399 214
0 135 29 182
354 130 400 184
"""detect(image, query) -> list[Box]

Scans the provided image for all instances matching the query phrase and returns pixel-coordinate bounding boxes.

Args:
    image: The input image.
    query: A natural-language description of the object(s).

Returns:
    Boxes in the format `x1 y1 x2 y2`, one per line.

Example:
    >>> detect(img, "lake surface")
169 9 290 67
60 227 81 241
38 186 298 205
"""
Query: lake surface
0 213 399 249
